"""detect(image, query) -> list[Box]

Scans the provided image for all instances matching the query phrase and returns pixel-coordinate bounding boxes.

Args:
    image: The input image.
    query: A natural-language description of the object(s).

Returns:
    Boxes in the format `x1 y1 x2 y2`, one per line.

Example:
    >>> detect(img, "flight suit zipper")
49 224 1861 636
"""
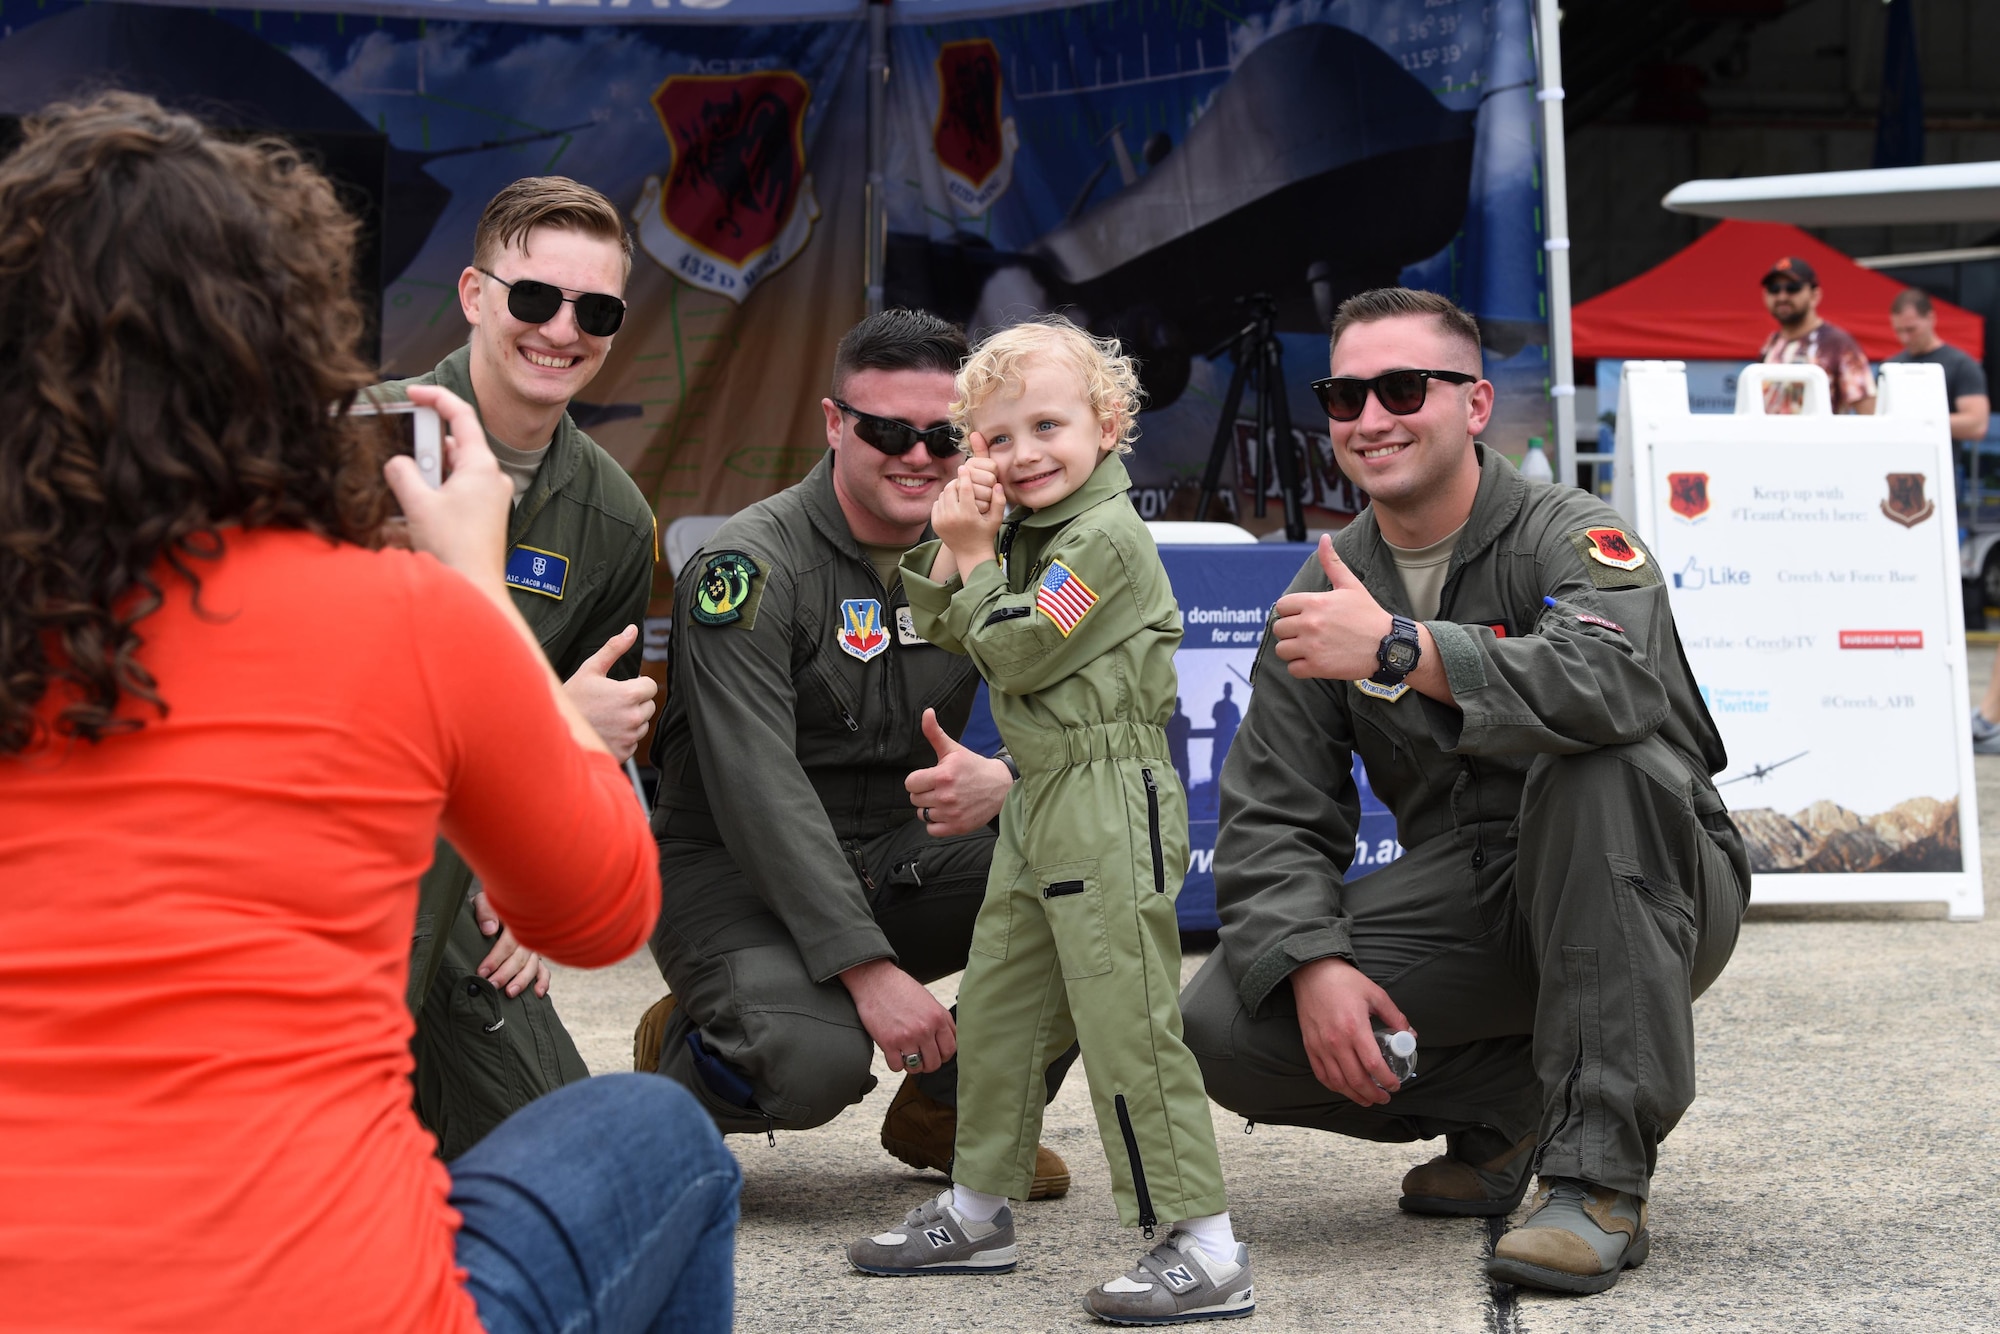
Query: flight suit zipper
1113 1094 1158 1239
1464 756 1480 872
806 656 860 732
1141 768 1165 893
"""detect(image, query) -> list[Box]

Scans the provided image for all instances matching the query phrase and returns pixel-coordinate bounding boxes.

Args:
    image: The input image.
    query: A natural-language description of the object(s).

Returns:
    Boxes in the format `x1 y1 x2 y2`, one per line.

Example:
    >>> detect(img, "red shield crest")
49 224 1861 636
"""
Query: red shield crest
1584 527 1646 571
934 40 1004 189
1881 473 1935 528
1668 472 1710 521
652 72 809 268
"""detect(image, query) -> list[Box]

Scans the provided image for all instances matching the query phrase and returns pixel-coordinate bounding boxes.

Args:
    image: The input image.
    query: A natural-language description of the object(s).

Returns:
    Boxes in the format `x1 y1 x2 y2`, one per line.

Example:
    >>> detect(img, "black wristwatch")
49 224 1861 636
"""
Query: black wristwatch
1371 615 1421 686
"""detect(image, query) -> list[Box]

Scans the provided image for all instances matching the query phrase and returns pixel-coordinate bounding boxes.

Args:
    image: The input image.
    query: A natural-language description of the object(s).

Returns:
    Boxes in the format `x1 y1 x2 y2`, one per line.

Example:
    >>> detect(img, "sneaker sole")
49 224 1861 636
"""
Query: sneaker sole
1485 1228 1650 1295
850 1248 1019 1277
1083 1294 1256 1326
1398 1189 1529 1218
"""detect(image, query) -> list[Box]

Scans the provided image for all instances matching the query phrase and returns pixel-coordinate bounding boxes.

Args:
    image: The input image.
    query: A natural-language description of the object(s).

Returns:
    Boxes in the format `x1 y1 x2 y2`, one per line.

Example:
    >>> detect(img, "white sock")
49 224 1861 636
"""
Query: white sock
951 1184 1007 1223
1174 1211 1238 1260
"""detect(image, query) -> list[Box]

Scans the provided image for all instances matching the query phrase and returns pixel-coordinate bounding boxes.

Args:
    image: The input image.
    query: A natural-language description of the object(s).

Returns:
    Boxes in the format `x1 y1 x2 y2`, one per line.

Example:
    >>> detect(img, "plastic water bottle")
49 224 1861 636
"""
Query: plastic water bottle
1521 437 1555 484
1374 1024 1418 1085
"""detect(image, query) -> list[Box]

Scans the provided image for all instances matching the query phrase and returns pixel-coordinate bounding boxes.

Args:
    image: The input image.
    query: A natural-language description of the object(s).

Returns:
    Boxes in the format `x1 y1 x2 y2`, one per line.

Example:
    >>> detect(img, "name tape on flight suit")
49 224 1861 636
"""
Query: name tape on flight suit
505 545 569 600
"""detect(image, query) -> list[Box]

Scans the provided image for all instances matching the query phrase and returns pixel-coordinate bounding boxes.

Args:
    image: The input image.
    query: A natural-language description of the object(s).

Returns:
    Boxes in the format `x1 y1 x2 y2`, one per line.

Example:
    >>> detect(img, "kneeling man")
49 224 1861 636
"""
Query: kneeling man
1180 288 1749 1295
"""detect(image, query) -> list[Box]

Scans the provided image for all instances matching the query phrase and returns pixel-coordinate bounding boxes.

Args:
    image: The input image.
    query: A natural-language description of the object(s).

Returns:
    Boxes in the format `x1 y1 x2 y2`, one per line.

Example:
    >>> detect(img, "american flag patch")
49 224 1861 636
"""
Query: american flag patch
1034 560 1098 636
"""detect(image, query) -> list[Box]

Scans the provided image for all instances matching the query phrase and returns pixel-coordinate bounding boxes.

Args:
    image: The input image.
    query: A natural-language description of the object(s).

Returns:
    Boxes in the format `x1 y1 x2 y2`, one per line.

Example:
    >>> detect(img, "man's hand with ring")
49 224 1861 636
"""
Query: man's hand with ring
840 957 957 1074
906 708 1012 835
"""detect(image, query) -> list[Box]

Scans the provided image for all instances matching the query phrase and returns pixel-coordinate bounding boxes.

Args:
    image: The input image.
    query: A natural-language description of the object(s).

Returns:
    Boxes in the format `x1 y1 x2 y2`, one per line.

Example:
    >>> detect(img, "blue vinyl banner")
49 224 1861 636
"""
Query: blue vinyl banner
0 0 1554 549
885 0 1554 529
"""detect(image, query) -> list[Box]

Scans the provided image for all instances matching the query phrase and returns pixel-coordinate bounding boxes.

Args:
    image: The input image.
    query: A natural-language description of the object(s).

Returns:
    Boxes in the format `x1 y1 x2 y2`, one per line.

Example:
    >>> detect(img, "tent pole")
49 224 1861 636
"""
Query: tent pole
864 0 890 316
1533 0 1576 486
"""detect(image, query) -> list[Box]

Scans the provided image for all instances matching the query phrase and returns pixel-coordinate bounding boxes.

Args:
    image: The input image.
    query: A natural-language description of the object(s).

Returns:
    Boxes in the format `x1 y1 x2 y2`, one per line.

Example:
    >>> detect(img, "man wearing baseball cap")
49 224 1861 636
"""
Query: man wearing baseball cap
1757 255 1875 415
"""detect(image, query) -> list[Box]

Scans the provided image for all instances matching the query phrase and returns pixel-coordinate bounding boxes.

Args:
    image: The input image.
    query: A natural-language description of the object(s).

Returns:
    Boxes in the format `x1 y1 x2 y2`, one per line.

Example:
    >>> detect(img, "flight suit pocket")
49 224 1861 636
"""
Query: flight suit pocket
1609 852 1697 942
1038 858 1112 980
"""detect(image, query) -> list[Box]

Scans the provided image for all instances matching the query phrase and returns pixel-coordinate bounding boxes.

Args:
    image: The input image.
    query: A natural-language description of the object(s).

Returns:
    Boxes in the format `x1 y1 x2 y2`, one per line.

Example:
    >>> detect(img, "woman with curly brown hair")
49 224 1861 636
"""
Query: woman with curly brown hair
0 94 737 1333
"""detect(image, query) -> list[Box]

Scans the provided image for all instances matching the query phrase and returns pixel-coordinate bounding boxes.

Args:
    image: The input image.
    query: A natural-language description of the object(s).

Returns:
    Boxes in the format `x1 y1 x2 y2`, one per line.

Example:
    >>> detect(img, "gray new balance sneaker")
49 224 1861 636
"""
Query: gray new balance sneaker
1485 1178 1649 1295
1974 710 2000 755
848 1190 1018 1276
1083 1232 1256 1325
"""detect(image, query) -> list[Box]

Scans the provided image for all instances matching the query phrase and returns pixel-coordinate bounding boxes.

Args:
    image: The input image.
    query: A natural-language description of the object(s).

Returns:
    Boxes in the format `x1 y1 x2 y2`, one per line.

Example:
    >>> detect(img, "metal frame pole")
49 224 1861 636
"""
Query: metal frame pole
1534 0 1577 486
864 0 890 315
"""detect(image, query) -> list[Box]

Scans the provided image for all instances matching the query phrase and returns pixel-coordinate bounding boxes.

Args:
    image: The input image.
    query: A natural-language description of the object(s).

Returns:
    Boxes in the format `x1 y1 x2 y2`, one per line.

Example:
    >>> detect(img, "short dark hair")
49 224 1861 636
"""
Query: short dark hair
1330 287 1483 372
1890 288 1933 318
832 309 968 397
473 176 632 277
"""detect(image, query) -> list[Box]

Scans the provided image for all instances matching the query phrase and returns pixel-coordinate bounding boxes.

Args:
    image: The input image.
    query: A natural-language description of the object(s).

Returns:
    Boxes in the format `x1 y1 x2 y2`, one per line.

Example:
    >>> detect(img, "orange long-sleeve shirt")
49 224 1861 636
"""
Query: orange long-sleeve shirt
0 528 659 1332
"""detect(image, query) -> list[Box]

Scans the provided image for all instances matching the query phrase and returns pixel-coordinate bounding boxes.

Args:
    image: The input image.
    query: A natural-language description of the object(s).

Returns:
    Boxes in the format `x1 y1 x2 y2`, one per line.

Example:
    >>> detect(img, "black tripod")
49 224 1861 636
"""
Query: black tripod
1193 294 1307 541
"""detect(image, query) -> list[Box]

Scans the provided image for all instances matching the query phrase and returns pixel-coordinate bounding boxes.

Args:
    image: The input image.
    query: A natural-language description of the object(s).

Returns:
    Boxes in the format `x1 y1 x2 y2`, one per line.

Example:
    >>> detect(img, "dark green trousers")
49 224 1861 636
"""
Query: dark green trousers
410 890 589 1161
649 815 999 1135
1183 737 1749 1200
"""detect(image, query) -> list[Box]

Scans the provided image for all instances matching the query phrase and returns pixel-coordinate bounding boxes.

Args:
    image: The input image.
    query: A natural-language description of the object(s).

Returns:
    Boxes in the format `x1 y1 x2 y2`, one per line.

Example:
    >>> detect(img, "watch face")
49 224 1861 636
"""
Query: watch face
1385 639 1420 673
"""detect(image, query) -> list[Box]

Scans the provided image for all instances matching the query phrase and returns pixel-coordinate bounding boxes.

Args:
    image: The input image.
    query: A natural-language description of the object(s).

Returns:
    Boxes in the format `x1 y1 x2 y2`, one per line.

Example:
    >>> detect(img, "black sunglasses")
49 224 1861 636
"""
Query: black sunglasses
1311 369 1477 422
834 399 957 457
1762 279 1807 296
479 268 626 337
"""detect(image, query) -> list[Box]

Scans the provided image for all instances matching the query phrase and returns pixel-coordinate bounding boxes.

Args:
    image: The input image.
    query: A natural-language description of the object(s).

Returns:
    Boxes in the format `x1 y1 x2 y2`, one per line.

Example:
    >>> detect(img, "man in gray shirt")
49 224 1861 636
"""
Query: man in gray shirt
1893 287 2000 753
1888 288 1990 442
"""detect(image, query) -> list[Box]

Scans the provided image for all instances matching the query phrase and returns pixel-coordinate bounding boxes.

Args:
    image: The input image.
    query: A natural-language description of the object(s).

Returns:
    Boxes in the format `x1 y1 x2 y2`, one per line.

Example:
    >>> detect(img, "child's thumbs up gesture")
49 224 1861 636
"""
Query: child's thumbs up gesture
1271 535 1408 682
931 433 1004 568
960 431 1002 515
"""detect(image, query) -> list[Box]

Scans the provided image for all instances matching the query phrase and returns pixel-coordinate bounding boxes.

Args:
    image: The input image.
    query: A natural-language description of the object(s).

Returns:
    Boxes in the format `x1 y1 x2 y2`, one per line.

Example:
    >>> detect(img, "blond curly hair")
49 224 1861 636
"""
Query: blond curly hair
949 315 1145 455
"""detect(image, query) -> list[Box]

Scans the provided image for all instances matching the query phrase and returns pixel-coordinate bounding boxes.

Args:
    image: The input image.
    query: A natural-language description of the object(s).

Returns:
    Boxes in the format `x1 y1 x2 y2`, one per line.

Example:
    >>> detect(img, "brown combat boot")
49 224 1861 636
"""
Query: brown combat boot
1486 1178 1650 1294
1398 1129 1537 1217
633 993 676 1073
879 1075 1071 1200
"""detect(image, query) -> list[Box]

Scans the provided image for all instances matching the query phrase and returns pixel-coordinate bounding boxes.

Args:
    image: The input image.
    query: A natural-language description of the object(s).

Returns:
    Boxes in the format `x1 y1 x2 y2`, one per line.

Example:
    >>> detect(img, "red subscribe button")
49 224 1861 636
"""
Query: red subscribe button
1838 630 1924 650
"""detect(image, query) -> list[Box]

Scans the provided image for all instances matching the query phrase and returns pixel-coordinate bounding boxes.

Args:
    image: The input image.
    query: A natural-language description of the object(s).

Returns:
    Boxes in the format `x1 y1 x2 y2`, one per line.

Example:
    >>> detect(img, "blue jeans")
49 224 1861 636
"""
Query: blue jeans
451 1073 740 1334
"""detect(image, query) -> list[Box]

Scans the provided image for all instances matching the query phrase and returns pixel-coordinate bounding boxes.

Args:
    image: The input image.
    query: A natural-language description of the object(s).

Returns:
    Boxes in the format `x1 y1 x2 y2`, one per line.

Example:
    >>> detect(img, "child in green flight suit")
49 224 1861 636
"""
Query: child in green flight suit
847 318 1253 1324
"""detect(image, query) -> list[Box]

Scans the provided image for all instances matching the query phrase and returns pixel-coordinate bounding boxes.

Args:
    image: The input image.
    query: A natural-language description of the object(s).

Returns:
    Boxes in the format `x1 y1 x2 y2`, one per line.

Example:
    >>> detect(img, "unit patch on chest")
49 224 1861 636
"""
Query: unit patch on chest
839 598 889 661
895 605 928 647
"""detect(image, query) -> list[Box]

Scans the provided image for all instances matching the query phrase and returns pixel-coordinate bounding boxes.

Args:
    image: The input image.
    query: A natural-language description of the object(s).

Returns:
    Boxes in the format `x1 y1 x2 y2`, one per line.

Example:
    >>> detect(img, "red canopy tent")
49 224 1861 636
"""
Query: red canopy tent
1573 219 1984 362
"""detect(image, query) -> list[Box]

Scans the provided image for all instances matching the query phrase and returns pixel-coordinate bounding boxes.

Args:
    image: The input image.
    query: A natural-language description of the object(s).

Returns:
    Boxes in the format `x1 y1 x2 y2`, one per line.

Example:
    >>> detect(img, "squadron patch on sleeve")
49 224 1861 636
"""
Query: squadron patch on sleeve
690 551 762 627
1566 527 1662 590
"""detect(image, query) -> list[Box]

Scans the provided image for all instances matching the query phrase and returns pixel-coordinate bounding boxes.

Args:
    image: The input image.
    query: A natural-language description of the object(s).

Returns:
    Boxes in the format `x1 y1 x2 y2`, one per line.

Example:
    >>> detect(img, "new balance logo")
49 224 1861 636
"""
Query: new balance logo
1162 1264 1196 1289
924 1227 954 1248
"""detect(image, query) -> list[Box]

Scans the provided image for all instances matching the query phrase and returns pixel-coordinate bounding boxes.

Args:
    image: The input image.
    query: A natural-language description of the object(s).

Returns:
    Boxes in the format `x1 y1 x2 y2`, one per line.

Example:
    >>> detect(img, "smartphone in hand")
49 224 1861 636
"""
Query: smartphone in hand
349 398 443 488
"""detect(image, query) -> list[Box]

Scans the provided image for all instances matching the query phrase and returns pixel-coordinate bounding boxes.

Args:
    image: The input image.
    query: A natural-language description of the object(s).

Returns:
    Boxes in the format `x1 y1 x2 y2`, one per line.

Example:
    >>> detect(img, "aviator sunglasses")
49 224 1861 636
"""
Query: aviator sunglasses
1762 278 1807 296
834 399 957 457
1311 369 1478 422
478 268 627 337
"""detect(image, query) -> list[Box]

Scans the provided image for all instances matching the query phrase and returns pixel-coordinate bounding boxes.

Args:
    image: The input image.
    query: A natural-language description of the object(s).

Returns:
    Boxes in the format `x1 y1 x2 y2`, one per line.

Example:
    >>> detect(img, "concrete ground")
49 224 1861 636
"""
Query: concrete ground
547 650 2000 1332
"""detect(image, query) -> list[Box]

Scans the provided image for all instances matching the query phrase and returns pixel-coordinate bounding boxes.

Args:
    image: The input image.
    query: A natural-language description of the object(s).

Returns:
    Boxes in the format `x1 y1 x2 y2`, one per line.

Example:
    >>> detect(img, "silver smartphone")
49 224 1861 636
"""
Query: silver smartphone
349 398 443 488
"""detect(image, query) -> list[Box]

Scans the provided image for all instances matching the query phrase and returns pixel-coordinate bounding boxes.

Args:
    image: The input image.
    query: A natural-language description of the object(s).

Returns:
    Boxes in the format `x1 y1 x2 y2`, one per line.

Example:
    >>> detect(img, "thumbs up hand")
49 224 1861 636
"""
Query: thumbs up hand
1270 535 1398 681
561 624 659 760
905 707 1015 835
961 432 1002 516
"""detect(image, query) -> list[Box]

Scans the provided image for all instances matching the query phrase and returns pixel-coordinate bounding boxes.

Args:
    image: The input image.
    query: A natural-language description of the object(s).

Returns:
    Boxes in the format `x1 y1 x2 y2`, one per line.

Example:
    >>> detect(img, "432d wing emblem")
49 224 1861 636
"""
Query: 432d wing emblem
634 71 821 303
